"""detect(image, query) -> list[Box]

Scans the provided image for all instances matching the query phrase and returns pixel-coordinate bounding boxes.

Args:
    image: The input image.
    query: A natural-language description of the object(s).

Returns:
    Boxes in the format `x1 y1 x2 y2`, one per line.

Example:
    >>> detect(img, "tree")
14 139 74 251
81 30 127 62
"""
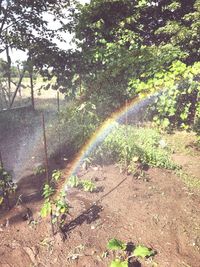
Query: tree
0 0 75 107
62 0 199 116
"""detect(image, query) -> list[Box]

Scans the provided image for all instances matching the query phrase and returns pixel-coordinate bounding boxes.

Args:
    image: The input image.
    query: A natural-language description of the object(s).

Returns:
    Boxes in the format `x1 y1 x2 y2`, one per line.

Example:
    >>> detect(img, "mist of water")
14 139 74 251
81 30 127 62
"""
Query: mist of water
0 93 157 182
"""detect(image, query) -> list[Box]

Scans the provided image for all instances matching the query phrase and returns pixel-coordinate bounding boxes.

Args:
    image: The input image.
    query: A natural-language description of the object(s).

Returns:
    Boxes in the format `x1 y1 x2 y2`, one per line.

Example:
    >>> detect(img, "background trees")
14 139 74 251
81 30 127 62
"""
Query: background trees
0 0 73 107
62 0 200 128
0 0 199 131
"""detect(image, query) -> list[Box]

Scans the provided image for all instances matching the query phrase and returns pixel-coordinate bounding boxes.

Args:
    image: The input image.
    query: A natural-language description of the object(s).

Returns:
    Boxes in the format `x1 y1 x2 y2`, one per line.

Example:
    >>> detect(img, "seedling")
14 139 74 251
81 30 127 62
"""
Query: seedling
110 259 128 267
107 238 126 251
35 165 46 175
67 175 80 188
52 170 62 182
40 169 70 236
67 176 96 192
0 167 16 209
106 238 156 267
80 180 96 192
133 245 155 258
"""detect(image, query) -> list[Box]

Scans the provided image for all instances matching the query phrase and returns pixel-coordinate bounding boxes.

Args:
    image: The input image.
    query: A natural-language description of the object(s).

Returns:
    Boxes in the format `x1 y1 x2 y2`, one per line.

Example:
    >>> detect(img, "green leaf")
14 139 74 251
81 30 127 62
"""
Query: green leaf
107 238 126 251
52 170 62 181
110 259 128 267
40 201 52 218
133 245 155 258
67 176 80 188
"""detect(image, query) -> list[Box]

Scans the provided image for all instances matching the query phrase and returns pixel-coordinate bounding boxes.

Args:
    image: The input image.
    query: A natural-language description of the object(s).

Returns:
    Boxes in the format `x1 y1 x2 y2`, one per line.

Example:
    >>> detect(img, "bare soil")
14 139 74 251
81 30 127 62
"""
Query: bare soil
0 132 200 267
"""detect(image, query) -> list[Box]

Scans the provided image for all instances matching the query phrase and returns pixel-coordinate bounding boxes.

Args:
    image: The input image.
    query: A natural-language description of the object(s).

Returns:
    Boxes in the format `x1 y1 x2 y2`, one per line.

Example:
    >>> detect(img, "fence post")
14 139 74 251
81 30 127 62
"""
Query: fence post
42 113 49 184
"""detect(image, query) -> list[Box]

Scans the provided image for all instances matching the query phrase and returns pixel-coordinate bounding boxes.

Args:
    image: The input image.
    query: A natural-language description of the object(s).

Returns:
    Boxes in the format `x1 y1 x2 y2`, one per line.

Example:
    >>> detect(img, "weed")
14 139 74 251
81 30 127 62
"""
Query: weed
93 125 177 173
40 169 70 235
67 176 96 192
106 238 156 267
34 165 46 175
0 167 16 209
176 170 200 190
51 169 62 182
67 175 80 188
80 180 96 192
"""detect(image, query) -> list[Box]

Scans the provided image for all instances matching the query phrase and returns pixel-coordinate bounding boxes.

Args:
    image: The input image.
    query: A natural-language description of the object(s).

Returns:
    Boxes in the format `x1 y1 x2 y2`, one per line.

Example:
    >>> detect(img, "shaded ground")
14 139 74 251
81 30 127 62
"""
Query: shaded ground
0 132 200 267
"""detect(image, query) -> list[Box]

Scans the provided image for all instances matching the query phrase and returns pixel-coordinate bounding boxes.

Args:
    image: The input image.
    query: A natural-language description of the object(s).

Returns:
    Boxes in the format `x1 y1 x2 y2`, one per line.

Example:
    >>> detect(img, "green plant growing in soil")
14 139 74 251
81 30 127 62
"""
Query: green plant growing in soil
0 167 16 209
106 238 155 267
34 165 46 175
51 169 62 182
40 170 69 235
93 125 177 173
80 179 96 192
67 176 96 192
67 175 80 188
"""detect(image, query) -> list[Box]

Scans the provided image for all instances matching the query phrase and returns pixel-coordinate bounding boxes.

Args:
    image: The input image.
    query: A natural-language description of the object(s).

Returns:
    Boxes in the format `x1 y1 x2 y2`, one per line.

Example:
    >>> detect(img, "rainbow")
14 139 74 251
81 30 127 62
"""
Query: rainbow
63 92 157 188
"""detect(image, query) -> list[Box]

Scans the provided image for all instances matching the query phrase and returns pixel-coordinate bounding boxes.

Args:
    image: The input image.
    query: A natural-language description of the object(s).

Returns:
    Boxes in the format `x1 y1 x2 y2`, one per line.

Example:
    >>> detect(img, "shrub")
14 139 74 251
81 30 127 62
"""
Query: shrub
92 124 177 172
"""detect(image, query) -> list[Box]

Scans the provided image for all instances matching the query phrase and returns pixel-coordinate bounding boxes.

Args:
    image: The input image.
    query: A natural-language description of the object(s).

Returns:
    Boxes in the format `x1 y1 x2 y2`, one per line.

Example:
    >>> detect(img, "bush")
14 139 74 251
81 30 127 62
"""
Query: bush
57 101 100 153
92 124 177 171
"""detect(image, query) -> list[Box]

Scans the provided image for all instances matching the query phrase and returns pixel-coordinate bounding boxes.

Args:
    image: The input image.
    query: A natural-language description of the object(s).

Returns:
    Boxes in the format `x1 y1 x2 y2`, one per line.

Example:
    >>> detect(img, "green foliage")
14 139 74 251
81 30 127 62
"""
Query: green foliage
129 61 200 132
54 194 69 216
152 61 200 131
59 101 100 153
110 259 128 267
133 245 155 258
41 200 52 218
61 0 199 111
67 176 96 192
67 176 80 188
52 170 62 182
40 170 69 235
93 125 177 172
35 166 46 175
42 184 55 199
107 238 126 251
80 180 96 192
106 238 155 266
0 167 16 208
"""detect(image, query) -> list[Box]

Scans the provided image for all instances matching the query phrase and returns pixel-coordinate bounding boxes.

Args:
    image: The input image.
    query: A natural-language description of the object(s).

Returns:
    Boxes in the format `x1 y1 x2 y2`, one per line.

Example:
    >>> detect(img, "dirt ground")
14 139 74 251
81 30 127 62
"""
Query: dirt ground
0 132 200 267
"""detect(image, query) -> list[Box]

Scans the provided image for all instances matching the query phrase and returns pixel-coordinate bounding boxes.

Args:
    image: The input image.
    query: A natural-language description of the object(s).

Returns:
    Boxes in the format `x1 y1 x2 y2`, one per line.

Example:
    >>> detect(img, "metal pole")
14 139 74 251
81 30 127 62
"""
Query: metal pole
57 91 60 113
0 150 3 168
42 113 49 183
57 91 61 158
125 98 128 174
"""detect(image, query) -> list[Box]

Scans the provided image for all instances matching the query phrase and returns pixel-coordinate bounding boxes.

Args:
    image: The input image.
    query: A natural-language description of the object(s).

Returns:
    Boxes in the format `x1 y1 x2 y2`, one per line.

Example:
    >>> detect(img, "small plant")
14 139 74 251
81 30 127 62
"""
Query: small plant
67 176 96 192
107 238 126 251
0 167 16 209
35 165 46 175
106 238 155 267
80 180 96 192
92 125 177 172
110 259 128 267
67 175 80 188
40 169 69 235
133 245 155 258
52 169 62 182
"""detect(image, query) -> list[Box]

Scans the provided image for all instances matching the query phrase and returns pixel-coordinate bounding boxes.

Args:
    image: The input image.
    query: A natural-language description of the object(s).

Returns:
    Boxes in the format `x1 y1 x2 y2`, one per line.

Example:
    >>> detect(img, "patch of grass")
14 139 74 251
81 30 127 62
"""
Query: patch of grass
164 131 199 156
176 170 200 190
93 124 177 172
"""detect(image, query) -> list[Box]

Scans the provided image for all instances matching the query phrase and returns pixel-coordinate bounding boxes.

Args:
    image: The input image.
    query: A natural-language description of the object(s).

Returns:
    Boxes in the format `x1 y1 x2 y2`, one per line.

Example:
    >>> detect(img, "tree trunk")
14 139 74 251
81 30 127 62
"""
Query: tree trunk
29 70 35 110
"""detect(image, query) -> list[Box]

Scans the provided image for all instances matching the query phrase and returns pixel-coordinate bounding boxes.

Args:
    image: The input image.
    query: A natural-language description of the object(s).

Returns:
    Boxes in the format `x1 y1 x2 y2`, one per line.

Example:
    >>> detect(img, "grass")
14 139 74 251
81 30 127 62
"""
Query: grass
164 131 199 156
176 170 200 191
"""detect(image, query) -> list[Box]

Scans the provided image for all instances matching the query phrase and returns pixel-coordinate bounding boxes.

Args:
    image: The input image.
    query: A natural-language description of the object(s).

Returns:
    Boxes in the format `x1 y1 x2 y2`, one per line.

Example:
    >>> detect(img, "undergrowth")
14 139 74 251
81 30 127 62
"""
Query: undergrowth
92 124 177 172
